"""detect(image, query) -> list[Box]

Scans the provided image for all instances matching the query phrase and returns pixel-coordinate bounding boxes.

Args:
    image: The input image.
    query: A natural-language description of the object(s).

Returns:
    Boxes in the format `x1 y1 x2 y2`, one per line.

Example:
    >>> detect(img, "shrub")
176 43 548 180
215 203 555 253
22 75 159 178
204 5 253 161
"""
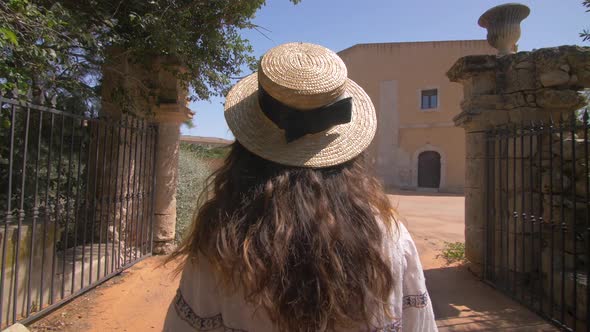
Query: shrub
437 241 467 266
175 143 228 243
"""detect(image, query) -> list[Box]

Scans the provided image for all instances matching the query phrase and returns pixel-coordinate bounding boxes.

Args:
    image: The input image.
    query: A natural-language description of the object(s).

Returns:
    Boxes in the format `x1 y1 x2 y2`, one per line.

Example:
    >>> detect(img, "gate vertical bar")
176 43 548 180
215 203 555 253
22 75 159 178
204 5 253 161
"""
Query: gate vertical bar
549 116 555 317
570 111 577 330
498 129 505 289
139 125 148 256
504 128 511 291
118 117 128 270
50 114 65 305
97 120 109 280
582 109 589 332
124 116 133 266
537 121 544 313
513 125 518 295
13 103 31 322
529 122 535 306
483 132 493 280
140 122 149 257
61 117 76 299
111 121 122 273
133 120 144 261
559 114 566 323
80 120 93 290
520 121 526 303
130 118 140 262
485 130 496 281
71 118 84 294
89 121 102 286
1 102 16 326
130 117 138 263
149 127 155 254
143 127 154 256
149 125 158 255
39 112 54 312
128 117 134 263
26 108 43 316
103 122 115 277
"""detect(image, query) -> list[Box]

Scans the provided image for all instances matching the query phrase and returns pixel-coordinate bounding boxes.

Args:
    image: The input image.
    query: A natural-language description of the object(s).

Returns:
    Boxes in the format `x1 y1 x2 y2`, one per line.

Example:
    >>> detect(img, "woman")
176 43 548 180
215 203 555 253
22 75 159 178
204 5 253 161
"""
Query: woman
164 42 437 332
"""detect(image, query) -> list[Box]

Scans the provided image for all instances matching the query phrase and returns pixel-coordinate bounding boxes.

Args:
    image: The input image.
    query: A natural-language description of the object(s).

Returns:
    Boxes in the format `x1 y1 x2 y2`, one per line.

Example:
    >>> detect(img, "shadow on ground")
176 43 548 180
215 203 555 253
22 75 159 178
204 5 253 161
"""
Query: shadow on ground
426 265 556 332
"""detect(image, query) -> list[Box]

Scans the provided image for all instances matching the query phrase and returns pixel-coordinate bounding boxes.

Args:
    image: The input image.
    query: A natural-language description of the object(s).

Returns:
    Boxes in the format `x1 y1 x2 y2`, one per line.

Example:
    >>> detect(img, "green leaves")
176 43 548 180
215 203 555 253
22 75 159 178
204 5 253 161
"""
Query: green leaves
0 27 18 45
437 242 467 266
582 1 590 41
0 0 300 111
0 0 99 107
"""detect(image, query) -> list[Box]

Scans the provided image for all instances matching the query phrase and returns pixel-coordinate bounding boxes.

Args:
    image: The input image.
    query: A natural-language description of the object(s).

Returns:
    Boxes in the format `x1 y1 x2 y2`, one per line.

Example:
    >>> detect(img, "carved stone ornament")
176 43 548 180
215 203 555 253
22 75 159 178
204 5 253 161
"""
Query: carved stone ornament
478 3 530 56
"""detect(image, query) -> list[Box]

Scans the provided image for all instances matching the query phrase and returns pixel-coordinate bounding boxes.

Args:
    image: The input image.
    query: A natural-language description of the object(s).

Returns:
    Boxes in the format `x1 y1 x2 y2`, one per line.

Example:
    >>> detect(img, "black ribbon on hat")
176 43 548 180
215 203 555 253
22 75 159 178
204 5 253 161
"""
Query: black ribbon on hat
257 84 353 143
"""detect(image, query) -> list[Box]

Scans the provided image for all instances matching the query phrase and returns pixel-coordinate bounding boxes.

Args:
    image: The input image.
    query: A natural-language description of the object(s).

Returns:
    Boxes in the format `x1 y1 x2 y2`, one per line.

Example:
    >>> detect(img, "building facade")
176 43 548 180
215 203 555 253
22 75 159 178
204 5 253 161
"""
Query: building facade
338 40 495 193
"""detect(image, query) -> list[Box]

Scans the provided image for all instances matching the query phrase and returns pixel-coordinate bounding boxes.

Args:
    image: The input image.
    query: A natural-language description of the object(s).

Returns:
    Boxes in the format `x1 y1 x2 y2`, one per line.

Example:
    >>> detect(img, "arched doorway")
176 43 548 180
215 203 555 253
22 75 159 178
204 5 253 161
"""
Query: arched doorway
418 151 441 188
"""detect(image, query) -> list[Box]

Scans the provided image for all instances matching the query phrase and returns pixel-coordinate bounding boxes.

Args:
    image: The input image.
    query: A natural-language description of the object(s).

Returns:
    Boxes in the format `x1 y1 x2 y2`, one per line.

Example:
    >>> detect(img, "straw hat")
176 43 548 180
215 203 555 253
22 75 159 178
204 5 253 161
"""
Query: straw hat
224 42 376 168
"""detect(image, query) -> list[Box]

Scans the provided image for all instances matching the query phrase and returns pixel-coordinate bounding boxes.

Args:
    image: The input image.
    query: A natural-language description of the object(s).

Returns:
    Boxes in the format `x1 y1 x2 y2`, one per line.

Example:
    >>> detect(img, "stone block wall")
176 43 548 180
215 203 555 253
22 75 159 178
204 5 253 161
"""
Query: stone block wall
447 45 589 271
448 45 590 329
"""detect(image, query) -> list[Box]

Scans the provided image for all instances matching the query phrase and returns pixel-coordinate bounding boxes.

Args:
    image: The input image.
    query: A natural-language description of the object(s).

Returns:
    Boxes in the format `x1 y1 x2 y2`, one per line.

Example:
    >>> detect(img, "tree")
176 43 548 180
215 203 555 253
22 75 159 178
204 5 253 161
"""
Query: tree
581 0 590 41
0 0 299 113
1 0 301 243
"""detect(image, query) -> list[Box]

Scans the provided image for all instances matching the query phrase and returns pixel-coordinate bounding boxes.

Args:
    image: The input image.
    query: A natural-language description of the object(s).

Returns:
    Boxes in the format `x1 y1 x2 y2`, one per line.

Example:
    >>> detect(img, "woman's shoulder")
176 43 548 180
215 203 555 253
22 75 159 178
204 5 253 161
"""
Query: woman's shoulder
378 216 412 246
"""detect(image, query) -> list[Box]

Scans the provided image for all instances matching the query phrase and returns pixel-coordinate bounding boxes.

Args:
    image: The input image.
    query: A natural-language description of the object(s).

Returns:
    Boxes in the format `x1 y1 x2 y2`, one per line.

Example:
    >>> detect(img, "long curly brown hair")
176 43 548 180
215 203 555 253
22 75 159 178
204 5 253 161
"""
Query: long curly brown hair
170 142 396 331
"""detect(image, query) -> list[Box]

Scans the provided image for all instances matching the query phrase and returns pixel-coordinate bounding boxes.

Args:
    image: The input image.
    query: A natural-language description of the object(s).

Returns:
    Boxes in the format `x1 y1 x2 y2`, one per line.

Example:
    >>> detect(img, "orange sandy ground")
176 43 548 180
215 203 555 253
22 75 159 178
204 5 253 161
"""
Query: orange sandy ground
29 193 556 331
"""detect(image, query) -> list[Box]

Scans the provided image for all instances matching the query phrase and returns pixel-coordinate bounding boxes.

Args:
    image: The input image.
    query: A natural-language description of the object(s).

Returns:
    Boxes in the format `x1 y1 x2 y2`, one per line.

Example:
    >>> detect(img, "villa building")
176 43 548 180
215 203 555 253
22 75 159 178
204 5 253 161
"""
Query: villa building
338 40 495 193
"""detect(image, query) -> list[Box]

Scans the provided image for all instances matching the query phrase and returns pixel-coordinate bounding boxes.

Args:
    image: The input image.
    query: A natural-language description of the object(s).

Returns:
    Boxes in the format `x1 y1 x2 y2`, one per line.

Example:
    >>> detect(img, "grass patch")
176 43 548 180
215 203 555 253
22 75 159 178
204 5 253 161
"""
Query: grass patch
437 241 467 266
175 143 228 243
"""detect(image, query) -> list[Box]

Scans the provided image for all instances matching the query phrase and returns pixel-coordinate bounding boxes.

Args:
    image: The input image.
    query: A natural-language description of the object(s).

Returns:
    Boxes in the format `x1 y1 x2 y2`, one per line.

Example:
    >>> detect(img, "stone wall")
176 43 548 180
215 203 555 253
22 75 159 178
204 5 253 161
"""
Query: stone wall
0 223 59 324
448 45 589 272
448 45 590 328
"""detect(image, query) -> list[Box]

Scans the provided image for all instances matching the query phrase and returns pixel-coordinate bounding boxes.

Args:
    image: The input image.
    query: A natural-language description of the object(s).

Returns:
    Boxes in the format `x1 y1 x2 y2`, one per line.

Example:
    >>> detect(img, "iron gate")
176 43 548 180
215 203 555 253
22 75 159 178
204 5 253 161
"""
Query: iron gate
0 92 157 328
484 110 589 331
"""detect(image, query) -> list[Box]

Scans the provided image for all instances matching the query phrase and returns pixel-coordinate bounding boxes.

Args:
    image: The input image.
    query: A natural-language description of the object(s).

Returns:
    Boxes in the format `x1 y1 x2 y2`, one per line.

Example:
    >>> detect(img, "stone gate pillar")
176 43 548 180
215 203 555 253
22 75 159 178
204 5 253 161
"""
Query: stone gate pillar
101 50 193 255
150 57 193 254
152 103 192 254
446 55 501 276
447 46 590 277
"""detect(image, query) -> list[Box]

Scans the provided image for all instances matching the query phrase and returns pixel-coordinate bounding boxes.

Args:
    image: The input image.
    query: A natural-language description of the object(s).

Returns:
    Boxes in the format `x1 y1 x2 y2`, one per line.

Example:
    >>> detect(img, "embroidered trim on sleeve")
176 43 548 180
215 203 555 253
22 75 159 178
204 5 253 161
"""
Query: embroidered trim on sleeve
402 291 429 309
174 289 247 331
371 319 402 332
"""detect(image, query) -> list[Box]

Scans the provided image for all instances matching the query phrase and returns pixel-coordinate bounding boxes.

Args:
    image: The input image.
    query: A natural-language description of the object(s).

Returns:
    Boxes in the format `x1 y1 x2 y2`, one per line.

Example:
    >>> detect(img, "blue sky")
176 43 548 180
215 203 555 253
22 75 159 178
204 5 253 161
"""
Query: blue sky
183 0 589 139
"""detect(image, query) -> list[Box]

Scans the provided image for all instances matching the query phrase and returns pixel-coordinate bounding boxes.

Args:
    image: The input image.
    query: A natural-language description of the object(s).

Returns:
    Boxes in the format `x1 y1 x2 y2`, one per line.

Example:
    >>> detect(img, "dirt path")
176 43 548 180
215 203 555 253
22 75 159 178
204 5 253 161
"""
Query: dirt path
29 192 556 331
29 257 180 332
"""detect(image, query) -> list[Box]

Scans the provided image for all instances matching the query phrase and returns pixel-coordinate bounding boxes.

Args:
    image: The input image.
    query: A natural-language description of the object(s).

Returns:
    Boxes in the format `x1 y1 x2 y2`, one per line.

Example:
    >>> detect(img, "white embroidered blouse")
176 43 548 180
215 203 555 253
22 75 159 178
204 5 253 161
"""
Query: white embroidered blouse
163 222 438 332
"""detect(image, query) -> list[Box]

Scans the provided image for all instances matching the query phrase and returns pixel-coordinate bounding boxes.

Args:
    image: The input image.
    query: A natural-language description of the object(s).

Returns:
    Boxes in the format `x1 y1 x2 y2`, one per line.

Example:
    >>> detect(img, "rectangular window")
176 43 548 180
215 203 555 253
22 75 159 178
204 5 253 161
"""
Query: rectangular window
421 89 438 109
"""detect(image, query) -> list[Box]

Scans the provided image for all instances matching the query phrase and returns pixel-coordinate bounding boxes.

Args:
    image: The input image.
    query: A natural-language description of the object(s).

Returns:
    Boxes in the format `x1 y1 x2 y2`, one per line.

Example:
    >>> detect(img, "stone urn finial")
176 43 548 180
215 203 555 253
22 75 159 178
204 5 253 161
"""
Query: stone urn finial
478 3 530 56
